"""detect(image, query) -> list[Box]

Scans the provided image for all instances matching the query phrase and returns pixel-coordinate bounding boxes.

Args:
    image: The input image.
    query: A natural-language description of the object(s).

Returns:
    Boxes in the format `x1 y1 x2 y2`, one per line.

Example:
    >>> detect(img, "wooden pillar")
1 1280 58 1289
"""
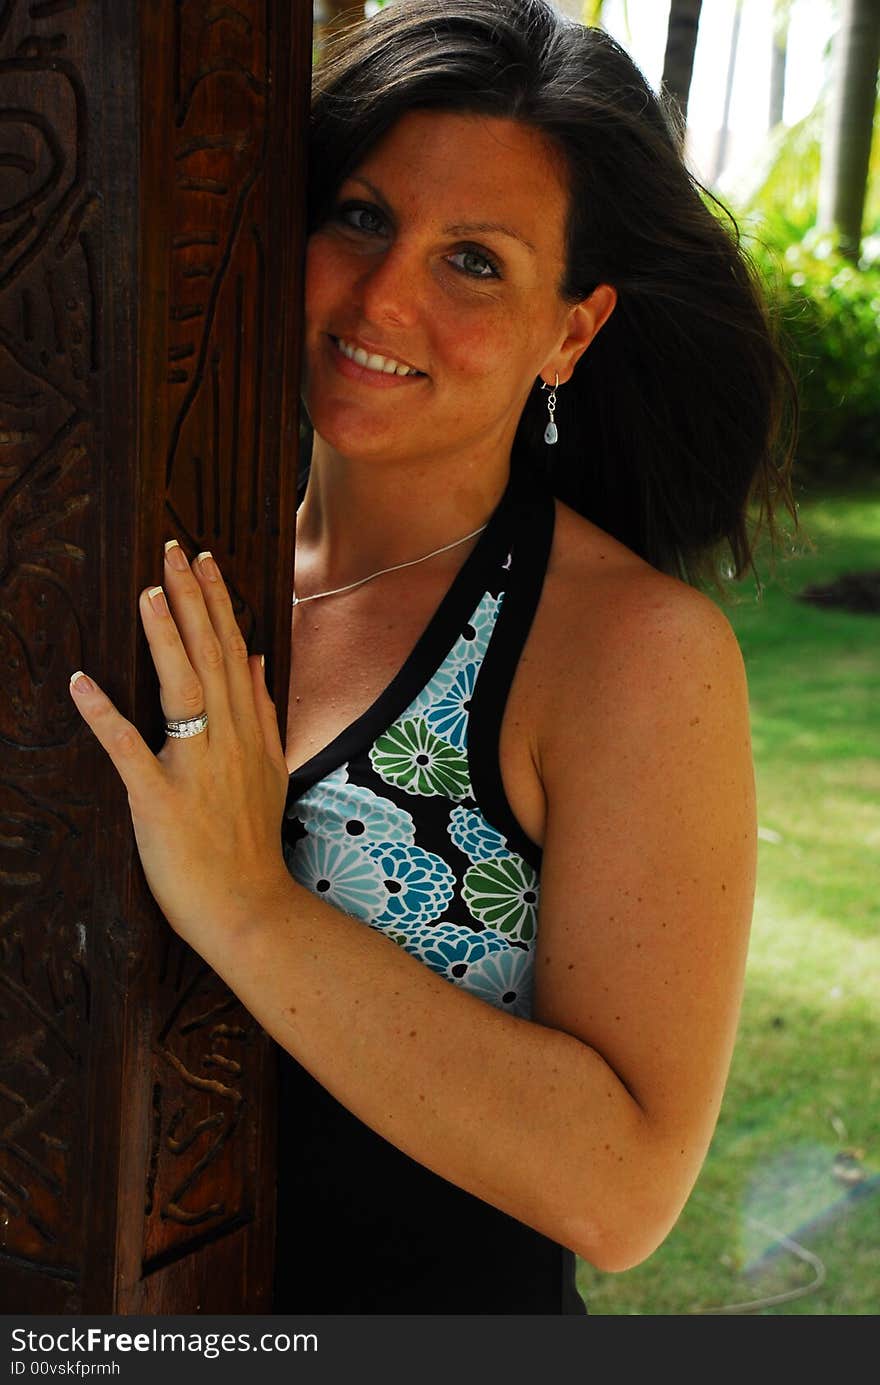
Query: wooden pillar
0 0 311 1313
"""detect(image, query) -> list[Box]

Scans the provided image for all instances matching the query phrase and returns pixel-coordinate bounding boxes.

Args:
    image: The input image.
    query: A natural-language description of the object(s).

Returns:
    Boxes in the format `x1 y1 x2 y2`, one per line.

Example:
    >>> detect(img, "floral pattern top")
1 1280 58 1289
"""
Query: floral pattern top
282 465 555 1022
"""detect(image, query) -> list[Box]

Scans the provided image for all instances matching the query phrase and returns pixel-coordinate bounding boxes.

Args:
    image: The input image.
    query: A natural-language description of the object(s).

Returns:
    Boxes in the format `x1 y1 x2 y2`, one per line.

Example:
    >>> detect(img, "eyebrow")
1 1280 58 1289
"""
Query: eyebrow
346 176 537 254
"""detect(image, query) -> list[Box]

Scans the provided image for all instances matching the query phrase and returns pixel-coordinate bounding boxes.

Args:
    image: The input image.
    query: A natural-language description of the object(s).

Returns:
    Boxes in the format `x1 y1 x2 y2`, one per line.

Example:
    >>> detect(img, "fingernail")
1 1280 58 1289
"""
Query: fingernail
164 538 189 571
195 550 219 581
70 670 94 694
260 654 266 674
148 585 169 615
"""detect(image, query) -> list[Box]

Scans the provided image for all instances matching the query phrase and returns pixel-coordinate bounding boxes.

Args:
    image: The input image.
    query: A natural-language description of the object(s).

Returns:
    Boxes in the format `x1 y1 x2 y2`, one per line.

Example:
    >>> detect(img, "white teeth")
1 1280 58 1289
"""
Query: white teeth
336 336 419 376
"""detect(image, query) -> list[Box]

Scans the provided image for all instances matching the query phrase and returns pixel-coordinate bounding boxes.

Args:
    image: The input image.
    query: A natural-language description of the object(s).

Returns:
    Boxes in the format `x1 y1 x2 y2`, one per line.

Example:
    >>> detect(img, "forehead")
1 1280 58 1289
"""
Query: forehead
349 109 570 250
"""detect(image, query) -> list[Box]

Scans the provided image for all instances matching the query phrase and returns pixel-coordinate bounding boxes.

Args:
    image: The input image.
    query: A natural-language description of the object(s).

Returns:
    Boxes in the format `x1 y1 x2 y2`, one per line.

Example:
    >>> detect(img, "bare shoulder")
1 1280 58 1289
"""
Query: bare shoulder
534 499 747 757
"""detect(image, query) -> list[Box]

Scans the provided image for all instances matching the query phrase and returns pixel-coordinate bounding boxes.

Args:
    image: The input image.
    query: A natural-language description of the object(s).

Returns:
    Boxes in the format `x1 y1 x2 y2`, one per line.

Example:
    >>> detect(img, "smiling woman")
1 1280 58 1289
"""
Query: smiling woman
68 0 800 1318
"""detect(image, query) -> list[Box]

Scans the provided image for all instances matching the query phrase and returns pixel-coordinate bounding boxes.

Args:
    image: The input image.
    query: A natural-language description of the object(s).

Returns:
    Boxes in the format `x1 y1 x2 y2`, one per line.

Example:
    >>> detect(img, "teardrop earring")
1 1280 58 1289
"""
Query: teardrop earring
541 373 559 445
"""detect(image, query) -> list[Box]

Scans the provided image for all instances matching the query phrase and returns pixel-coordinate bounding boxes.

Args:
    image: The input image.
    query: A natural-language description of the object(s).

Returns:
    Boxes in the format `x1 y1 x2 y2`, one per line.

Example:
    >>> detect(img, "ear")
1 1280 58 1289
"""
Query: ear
548 284 617 384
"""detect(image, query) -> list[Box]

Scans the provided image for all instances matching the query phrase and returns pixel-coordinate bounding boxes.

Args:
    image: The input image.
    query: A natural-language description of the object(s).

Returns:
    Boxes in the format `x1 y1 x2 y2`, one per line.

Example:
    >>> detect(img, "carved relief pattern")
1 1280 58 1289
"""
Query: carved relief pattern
144 0 274 1269
164 0 272 651
0 0 98 1280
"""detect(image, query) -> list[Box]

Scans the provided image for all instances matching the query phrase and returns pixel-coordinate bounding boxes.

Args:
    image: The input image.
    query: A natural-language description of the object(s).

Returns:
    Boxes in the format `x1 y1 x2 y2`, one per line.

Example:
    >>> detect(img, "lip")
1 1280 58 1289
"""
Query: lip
326 333 427 388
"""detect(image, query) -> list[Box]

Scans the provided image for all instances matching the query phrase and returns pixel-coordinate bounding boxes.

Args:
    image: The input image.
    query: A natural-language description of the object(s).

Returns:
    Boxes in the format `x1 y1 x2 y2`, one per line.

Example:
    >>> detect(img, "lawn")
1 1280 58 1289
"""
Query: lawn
575 480 880 1315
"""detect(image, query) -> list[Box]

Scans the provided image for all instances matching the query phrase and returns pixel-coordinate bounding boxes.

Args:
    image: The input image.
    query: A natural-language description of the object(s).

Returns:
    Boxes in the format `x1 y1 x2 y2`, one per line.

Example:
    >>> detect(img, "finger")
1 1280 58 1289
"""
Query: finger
137 577 218 740
250 654 287 766
69 670 166 805
168 542 259 743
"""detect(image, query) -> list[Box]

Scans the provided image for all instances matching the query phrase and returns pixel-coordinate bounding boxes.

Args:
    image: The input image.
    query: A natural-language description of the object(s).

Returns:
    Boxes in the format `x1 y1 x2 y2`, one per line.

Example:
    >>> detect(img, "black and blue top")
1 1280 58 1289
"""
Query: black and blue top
272 458 588 1314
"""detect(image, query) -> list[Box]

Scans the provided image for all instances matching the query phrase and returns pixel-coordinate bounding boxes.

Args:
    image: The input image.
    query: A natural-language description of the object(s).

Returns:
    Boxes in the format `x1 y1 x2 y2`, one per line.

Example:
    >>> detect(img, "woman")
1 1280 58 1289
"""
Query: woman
68 0 798 1314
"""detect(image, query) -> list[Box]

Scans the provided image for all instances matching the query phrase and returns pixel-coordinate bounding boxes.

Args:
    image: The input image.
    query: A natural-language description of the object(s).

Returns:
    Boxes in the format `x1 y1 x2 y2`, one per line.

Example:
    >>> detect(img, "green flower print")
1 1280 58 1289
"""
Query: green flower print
370 717 470 799
461 857 540 943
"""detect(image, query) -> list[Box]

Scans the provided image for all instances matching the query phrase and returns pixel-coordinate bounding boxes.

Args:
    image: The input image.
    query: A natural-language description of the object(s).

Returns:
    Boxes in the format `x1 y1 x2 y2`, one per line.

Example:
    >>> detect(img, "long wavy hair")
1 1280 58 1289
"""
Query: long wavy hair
308 0 801 598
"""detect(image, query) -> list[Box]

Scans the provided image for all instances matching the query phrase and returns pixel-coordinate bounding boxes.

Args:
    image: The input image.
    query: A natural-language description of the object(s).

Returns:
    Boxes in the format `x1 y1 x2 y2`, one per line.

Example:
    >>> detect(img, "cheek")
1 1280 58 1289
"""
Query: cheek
304 235 346 327
432 301 521 382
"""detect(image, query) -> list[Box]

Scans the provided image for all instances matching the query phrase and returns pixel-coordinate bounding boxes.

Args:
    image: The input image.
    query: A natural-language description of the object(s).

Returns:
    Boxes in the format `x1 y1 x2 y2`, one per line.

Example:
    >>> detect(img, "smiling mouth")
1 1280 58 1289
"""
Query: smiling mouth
330 335 425 377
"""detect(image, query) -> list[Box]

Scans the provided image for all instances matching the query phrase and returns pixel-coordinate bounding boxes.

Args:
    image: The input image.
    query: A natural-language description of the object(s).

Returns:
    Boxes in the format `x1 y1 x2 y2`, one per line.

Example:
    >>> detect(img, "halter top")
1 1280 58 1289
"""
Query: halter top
272 459 588 1314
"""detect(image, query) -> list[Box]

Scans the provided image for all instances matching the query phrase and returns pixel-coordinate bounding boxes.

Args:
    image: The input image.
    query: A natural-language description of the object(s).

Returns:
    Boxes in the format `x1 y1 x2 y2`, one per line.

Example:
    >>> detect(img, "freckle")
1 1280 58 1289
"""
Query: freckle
635 942 641 949
690 717 700 726
721 882 726 891
289 1006 297 1015
409 1029 417 1037
614 1015 621 1021
419 1093 425 1102
568 963 574 970
545 956 552 965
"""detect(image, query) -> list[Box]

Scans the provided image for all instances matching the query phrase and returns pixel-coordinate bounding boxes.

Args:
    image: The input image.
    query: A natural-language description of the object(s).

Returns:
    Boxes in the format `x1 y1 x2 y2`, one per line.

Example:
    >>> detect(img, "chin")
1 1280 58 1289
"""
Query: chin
307 405 409 461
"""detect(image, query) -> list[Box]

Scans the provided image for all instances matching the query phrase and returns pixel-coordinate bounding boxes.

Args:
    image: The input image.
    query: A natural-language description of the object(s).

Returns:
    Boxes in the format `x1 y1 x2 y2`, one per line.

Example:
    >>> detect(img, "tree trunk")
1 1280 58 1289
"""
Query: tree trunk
0 0 311 1313
662 0 704 128
711 0 744 184
817 0 880 260
769 0 791 130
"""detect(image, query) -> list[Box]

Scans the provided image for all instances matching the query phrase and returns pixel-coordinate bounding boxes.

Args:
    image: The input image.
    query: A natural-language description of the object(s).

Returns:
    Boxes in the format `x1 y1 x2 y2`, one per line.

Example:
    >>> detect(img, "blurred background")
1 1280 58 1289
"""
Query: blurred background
313 0 880 1316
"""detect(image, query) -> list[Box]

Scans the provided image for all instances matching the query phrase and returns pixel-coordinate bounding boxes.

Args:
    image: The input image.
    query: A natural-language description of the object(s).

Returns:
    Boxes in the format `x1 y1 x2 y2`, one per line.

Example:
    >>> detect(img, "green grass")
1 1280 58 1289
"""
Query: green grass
575 481 880 1315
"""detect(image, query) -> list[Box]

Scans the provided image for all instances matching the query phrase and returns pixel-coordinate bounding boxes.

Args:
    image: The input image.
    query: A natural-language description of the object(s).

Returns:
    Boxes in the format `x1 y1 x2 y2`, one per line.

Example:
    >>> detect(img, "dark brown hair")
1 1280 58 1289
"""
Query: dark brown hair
309 0 800 597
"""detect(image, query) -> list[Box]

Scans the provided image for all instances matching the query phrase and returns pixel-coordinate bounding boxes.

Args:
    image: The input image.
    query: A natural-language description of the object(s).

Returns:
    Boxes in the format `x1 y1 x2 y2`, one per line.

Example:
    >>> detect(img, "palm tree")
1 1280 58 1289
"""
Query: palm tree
710 0 743 185
661 0 703 129
817 0 880 260
769 0 792 131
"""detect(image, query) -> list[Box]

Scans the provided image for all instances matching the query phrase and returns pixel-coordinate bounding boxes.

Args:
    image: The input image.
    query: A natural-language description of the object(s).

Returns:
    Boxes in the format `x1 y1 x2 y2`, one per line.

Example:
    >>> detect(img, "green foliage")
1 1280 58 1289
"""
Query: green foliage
742 227 880 486
576 489 880 1316
720 87 880 486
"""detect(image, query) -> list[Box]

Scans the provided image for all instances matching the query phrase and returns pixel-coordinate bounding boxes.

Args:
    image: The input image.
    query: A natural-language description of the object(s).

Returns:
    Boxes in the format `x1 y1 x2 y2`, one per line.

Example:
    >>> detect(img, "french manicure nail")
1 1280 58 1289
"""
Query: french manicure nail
148 585 169 615
164 539 189 571
70 670 94 694
196 551 219 581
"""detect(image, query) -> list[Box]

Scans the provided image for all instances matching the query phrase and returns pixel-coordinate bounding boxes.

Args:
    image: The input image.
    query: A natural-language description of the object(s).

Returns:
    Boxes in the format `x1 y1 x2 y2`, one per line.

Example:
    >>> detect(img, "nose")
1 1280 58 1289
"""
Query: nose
355 243 420 331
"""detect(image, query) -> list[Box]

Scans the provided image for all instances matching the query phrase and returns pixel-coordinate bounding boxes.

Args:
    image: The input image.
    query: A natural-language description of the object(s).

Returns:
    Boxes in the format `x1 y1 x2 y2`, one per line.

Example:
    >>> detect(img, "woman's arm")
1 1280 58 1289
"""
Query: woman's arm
69 548 754 1272
192 576 756 1272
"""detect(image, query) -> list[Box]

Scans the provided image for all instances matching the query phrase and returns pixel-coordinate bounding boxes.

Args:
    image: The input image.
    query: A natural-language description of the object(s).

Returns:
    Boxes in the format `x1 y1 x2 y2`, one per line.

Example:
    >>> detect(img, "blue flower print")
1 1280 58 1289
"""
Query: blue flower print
448 806 513 863
404 661 459 720
424 663 478 750
285 762 348 820
366 842 456 926
446 590 504 670
289 833 387 922
463 945 534 1018
381 920 507 981
295 773 416 847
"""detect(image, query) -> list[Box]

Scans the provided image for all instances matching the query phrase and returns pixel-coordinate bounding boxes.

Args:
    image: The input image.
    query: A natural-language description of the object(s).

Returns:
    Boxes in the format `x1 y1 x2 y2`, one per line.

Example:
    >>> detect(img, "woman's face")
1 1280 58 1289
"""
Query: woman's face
303 109 604 470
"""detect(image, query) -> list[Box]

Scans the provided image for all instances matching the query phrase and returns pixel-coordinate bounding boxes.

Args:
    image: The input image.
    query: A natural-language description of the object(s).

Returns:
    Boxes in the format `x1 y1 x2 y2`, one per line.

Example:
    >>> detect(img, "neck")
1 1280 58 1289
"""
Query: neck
294 438 512 591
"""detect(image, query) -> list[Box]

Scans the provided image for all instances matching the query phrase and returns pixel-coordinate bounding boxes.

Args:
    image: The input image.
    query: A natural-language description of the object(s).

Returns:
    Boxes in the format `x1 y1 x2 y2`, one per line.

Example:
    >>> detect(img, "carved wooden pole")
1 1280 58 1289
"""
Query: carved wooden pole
0 0 311 1313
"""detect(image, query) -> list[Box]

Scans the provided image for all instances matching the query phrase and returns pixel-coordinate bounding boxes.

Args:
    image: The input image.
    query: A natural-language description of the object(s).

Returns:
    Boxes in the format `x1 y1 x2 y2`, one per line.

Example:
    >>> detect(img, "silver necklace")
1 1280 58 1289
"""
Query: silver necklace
291 522 489 607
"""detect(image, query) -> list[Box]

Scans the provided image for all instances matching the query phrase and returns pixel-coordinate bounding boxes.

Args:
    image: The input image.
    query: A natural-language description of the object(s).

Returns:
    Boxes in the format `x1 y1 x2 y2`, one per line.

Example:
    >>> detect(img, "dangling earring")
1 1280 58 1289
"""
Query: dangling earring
541 373 559 445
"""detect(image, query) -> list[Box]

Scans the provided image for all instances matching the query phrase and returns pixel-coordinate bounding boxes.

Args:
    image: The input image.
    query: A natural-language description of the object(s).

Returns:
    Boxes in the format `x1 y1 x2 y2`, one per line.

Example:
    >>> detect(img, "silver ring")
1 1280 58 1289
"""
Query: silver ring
164 712 208 739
